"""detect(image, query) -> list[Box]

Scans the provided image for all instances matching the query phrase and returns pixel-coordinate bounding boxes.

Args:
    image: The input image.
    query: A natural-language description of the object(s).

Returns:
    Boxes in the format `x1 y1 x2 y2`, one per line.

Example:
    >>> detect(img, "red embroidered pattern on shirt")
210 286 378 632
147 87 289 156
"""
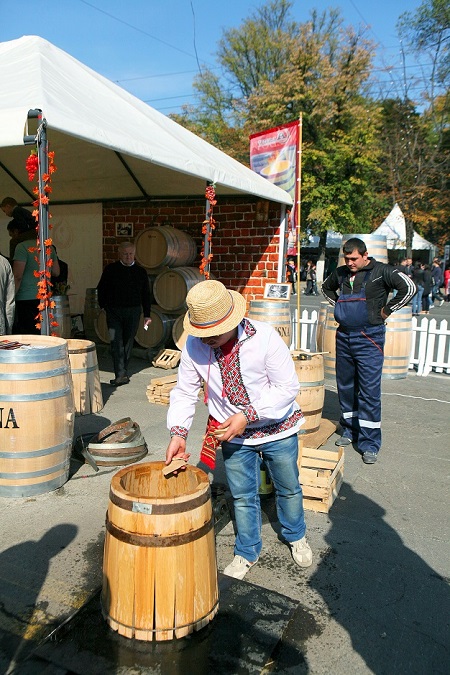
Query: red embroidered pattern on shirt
170 425 188 439
240 410 304 439
215 319 257 412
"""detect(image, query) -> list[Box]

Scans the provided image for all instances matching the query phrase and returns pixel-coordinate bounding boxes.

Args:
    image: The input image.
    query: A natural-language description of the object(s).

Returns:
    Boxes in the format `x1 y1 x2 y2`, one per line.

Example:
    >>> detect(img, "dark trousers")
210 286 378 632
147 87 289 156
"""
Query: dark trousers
335 325 386 454
14 299 40 334
106 306 141 378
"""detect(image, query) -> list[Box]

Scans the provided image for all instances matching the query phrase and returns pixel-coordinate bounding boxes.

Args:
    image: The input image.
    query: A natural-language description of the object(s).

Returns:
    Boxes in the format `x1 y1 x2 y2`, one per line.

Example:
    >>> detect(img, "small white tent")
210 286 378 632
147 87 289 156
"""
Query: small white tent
373 203 435 251
0 36 292 206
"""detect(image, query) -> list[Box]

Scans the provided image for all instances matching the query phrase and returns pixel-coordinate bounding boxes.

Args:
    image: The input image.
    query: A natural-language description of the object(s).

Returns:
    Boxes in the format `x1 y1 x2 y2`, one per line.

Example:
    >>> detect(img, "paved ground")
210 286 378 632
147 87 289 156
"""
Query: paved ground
0 300 449 673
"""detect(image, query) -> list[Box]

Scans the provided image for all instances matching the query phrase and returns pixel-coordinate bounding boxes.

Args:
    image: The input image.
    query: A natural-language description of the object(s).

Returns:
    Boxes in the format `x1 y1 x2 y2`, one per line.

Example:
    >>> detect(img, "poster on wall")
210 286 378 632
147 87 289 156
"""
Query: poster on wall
249 120 300 254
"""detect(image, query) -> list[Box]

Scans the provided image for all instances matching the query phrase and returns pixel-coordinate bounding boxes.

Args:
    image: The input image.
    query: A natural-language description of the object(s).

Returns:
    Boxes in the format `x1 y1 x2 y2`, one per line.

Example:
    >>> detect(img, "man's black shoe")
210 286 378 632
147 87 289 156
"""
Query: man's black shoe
362 451 378 464
335 436 352 447
109 376 130 386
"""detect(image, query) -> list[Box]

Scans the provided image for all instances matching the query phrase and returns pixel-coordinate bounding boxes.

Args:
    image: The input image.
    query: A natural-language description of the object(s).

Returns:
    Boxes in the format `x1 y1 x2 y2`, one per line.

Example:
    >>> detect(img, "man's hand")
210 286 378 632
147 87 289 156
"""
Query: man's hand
381 307 388 321
165 436 190 467
143 317 152 330
213 412 247 442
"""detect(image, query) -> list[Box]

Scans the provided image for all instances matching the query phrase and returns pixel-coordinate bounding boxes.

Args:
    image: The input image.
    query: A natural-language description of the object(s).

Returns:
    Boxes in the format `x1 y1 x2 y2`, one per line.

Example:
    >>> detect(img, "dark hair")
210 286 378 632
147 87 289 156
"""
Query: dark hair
342 238 367 255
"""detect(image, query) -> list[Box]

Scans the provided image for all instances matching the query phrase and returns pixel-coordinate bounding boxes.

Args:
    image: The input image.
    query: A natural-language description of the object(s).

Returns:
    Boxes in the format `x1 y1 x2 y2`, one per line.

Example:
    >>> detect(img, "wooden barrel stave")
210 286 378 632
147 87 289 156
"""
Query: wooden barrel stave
83 288 100 342
52 295 72 339
338 234 388 267
153 267 205 312
135 307 179 349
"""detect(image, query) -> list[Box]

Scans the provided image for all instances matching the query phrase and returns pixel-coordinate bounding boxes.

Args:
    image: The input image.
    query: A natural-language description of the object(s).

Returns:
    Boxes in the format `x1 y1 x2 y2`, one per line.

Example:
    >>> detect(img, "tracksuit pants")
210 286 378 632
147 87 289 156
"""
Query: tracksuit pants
335 325 386 454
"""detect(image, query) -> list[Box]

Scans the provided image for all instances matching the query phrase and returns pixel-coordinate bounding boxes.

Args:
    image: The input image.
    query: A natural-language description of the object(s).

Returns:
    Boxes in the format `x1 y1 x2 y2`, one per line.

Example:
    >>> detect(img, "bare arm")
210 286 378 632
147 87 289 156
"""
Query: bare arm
13 260 25 293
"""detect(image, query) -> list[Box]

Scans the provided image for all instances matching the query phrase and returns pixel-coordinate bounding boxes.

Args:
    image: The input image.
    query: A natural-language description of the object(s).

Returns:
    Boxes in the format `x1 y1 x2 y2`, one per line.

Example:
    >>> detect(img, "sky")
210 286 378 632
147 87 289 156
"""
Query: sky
1 0 425 115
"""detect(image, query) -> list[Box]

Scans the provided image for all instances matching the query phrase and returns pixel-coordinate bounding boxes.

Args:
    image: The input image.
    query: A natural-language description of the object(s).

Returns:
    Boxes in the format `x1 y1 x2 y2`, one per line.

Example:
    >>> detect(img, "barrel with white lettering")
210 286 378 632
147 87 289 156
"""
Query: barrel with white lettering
0 335 75 497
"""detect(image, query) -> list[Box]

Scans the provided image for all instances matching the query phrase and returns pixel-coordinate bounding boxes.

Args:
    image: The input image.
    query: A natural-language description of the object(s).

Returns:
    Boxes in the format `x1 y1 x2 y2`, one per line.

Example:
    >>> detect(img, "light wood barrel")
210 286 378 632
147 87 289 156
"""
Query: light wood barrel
95 309 110 344
101 461 219 641
0 335 75 497
172 313 188 351
248 300 291 346
153 267 205 312
321 306 338 379
315 302 328 351
135 227 197 270
382 306 412 379
83 288 101 342
67 339 104 415
292 352 325 435
338 234 388 267
135 307 179 349
52 295 72 339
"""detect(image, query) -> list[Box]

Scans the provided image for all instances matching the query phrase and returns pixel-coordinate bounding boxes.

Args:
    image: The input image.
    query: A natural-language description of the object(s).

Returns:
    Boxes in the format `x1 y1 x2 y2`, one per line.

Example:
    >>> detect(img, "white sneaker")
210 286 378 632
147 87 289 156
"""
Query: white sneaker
290 536 313 568
223 555 257 580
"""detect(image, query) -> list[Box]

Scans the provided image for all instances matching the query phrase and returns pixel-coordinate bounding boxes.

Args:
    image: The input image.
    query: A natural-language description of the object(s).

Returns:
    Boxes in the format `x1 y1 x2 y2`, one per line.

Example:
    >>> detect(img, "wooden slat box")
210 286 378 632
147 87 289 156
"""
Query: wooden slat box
298 445 344 513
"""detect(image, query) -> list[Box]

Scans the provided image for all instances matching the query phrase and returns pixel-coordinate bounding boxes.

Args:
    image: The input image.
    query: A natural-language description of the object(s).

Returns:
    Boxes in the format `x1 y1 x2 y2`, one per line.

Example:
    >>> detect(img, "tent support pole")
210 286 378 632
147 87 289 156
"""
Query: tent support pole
24 109 50 335
295 114 303 352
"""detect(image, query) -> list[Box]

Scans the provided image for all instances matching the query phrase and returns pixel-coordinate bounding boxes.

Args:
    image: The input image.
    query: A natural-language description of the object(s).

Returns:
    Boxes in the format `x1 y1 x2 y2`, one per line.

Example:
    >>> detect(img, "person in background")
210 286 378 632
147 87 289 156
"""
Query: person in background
165 280 312 580
13 239 60 334
430 259 445 307
0 254 15 335
97 241 151 386
305 262 319 295
411 261 425 316
421 264 432 314
286 257 297 295
322 238 416 464
400 257 414 278
444 264 450 302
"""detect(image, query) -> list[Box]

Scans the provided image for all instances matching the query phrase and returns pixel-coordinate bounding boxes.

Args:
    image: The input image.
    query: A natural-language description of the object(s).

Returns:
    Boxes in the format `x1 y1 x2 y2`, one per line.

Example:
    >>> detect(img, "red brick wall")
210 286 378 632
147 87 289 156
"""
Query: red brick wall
103 196 285 302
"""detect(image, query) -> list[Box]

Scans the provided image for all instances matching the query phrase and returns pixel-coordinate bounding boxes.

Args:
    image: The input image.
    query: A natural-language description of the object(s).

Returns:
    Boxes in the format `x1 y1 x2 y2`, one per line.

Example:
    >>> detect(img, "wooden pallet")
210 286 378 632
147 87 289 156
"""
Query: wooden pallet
152 349 181 369
298 418 344 513
146 374 178 405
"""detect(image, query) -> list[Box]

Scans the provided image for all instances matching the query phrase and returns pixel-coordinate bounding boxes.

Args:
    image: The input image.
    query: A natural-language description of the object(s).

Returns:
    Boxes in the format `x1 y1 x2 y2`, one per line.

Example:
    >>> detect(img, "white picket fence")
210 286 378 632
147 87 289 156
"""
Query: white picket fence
290 309 450 377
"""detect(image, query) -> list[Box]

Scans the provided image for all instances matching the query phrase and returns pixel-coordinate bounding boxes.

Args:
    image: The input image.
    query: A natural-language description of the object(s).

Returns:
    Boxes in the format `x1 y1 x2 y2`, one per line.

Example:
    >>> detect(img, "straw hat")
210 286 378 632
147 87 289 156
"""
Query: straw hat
183 280 247 337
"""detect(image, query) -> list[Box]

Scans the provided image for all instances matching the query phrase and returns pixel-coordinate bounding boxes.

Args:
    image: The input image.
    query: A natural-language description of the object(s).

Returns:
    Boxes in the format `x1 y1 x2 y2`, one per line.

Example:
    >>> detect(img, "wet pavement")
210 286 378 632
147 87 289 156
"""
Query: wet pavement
0 319 449 674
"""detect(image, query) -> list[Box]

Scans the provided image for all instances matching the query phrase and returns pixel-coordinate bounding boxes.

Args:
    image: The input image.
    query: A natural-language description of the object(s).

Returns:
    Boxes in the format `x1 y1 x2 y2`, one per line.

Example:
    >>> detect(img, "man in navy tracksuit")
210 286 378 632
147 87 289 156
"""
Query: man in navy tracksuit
322 238 416 464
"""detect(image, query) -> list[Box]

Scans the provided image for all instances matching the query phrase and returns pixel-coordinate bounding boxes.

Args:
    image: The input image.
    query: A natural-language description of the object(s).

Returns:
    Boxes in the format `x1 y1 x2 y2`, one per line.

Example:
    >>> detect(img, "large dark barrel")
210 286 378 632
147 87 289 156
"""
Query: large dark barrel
134 307 179 349
153 267 205 312
135 227 197 270
101 461 219 641
52 295 72 339
83 288 101 342
0 335 75 497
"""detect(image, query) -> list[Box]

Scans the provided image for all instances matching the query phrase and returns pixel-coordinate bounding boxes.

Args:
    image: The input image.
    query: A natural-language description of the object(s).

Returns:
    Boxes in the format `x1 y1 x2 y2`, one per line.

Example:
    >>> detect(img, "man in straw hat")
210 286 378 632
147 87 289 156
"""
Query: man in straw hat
165 280 312 580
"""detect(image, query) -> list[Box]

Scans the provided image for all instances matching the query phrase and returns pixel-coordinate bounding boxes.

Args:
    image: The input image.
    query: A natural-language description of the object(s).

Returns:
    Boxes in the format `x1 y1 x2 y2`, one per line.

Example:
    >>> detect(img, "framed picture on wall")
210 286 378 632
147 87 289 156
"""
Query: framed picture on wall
263 282 291 300
115 222 134 237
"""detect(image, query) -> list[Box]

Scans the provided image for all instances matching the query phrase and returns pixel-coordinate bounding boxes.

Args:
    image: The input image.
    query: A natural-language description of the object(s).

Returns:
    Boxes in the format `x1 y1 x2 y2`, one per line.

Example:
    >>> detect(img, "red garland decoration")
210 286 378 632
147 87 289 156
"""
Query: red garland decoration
26 149 59 333
199 183 217 279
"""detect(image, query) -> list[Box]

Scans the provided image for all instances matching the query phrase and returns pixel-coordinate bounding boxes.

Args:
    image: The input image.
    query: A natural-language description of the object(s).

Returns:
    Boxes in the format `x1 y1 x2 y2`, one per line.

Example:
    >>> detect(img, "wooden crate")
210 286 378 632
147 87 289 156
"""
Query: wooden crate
152 349 181 370
297 418 343 513
299 445 344 513
146 374 178 405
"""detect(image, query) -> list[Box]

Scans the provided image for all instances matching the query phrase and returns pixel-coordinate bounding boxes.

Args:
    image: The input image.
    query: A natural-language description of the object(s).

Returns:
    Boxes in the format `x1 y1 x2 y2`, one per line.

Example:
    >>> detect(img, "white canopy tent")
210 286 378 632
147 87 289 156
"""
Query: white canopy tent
0 36 292 206
372 203 435 252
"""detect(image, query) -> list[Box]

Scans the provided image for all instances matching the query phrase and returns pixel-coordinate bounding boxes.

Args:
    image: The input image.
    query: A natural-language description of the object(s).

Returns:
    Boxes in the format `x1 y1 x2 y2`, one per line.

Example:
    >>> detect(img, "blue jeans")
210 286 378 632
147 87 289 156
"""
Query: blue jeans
221 434 306 562
412 285 424 314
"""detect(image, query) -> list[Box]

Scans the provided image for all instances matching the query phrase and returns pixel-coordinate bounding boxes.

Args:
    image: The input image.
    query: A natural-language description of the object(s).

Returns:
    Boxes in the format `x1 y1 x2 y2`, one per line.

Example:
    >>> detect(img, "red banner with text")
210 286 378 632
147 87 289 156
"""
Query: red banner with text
250 120 299 255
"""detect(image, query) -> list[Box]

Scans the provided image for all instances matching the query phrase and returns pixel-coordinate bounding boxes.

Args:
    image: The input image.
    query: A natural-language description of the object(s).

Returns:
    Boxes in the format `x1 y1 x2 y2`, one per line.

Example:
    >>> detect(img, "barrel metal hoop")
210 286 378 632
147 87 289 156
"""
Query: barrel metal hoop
0 366 70 380
0 441 69 459
108 485 211 514
69 365 98 374
0 345 68 363
0 459 70 479
299 380 325 387
69 345 96 355
0 385 72 402
0 473 68 497
105 514 214 547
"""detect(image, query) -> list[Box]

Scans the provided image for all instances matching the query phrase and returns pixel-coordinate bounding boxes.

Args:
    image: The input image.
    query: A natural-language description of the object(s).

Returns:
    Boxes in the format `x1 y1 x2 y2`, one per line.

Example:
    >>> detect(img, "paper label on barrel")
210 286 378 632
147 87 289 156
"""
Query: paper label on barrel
132 502 153 514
